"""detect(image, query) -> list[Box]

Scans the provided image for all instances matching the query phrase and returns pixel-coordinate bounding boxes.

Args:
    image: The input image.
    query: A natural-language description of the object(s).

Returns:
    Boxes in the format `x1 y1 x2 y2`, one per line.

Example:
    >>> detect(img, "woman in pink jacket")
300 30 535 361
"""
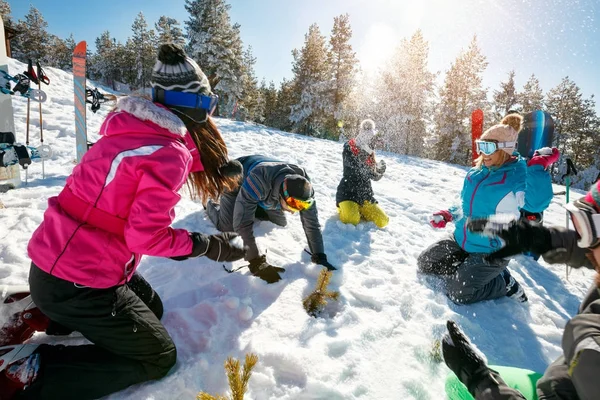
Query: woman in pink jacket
0 44 246 399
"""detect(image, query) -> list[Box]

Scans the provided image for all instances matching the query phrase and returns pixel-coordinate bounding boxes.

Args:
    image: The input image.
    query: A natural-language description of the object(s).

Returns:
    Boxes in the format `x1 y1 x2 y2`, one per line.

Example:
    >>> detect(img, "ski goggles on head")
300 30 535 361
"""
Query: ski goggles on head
565 199 600 249
282 181 315 212
475 140 516 155
152 88 219 115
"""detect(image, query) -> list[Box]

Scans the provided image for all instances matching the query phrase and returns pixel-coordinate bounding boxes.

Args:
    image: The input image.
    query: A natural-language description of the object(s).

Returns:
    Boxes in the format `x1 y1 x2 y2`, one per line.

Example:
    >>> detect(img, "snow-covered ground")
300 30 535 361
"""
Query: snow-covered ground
0 59 594 400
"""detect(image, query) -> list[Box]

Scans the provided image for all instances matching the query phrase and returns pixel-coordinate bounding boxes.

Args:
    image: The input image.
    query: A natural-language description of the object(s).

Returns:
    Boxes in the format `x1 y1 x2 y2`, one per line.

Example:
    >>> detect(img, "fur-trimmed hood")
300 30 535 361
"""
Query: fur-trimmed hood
100 96 188 138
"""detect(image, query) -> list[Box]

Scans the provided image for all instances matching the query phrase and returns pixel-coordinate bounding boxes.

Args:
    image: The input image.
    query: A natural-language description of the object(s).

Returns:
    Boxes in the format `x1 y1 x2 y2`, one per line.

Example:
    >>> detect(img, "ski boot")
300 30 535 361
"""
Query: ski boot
0 286 49 347
0 344 41 399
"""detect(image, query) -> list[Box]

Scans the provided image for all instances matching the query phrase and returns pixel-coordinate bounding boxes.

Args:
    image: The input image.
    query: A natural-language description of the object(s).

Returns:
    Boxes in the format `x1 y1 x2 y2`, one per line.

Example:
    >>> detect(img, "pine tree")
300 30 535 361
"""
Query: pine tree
326 14 358 139
433 36 488 164
492 70 519 120
91 31 130 89
45 34 75 70
239 46 260 121
271 78 296 131
303 268 340 317
0 0 12 27
289 23 329 136
11 6 50 62
376 30 436 156
519 74 544 114
197 354 258 400
261 80 278 126
185 0 245 115
545 77 600 186
129 12 157 91
155 16 186 47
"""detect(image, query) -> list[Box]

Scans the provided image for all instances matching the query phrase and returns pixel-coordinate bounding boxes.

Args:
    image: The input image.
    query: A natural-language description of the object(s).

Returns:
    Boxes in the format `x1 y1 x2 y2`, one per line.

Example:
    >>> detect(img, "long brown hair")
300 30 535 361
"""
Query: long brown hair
179 115 240 204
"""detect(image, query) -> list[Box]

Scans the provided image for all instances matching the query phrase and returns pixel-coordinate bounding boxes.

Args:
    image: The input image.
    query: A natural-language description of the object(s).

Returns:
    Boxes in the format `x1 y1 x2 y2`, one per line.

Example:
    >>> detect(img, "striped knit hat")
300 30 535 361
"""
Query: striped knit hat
151 44 211 96
584 180 600 212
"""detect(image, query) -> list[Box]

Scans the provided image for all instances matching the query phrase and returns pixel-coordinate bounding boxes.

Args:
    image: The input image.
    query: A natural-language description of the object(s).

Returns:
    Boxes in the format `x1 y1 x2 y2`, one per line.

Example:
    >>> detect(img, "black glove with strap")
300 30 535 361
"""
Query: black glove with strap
171 232 246 262
311 252 337 271
248 255 285 284
442 320 492 396
467 218 552 260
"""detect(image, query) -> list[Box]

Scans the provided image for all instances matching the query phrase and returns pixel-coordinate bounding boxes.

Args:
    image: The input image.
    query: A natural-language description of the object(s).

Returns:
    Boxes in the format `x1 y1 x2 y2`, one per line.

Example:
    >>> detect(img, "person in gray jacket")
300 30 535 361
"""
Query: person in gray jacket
441 179 600 400
206 155 336 283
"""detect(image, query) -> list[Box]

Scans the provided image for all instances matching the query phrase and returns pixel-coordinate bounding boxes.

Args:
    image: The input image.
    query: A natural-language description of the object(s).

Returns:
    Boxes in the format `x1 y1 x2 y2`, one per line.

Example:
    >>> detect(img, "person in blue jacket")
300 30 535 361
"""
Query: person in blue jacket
417 114 559 304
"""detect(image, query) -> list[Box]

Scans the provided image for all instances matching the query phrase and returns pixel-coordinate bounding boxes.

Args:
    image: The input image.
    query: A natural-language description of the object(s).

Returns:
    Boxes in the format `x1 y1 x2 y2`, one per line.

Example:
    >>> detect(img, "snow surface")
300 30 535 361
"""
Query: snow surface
0 59 595 400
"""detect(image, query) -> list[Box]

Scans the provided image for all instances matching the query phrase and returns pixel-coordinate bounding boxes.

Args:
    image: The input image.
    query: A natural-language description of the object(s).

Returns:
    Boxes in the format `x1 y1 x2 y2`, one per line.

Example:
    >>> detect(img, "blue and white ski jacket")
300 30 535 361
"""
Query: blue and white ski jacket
451 156 553 253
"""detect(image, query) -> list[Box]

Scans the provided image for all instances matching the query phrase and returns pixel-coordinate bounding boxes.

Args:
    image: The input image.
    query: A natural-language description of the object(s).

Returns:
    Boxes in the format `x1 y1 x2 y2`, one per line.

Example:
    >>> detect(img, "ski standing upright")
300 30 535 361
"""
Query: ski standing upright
73 41 87 163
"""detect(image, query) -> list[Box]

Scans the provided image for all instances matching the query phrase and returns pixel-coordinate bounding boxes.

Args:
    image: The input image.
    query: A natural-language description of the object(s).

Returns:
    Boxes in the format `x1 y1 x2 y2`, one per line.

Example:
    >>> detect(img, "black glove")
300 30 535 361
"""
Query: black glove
311 253 337 271
171 232 246 262
377 160 386 174
467 218 552 260
442 320 491 395
248 255 286 284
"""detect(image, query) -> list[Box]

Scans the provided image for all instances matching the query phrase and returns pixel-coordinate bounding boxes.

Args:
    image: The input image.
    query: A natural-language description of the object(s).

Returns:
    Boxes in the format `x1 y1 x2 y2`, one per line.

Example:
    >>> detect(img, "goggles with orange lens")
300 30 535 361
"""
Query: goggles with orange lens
282 181 314 212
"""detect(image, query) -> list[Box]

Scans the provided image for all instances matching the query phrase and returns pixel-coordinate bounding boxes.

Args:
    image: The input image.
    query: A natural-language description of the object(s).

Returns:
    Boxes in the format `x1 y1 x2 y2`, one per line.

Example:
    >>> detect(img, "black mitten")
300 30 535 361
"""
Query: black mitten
171 232 246 262
311 253 337 271
468 218 552 260
248 255 286 284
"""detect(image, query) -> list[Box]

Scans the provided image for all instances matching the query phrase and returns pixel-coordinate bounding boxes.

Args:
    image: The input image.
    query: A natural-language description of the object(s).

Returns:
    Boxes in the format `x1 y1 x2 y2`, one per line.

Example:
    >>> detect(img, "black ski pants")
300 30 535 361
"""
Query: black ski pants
418 238 509 304
19 263 176 400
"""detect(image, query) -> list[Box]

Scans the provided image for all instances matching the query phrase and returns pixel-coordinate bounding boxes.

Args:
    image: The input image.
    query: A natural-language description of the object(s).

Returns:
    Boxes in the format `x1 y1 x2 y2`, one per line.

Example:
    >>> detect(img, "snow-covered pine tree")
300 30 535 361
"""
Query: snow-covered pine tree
376 29 435 156
11 5 50 63
91 31 128 89
326 14 358 140
155 16 186 47
45 34 76 70
129 12 156 91
519 74 544 114
271 78 296 132
185 0 245 116
433 35 488 164
546 77 600 187
239 45 260 121
492 70 519 120
261 80 278 127
289 23 329 136
0 0 12 27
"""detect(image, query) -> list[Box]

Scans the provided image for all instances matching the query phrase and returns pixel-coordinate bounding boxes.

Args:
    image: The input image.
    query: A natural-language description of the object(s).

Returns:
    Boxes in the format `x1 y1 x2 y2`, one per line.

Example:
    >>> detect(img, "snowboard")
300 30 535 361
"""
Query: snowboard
445 365 543 400
471 109 484 165
517 111 555 159
73 41 87 163
0 14 20 190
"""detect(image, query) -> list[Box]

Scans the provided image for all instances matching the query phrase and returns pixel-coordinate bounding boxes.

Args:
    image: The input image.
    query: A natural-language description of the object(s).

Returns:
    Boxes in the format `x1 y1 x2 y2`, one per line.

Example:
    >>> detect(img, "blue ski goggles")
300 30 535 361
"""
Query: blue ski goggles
475 140 499 155
152 88 219 115
475 140 516 156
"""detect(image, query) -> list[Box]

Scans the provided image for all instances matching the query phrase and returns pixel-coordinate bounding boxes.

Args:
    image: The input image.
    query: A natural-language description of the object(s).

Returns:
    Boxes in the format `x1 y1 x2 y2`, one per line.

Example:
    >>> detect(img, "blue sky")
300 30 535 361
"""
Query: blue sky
8 0 600 110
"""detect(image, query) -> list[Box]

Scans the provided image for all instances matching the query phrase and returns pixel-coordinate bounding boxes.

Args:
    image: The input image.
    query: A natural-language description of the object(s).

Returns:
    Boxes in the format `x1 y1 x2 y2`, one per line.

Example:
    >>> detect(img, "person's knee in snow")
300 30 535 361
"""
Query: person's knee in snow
151 344 177 379
359 201 389 228
338 201 361 225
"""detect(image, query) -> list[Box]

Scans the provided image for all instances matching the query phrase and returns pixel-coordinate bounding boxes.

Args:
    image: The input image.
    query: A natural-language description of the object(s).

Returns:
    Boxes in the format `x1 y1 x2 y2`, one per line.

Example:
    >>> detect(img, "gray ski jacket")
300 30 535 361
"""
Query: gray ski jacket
233 155 325 261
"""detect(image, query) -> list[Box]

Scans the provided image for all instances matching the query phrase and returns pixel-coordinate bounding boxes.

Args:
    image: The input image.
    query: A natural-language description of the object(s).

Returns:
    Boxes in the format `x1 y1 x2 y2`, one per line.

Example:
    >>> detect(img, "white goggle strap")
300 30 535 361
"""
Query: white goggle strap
496 141 516 150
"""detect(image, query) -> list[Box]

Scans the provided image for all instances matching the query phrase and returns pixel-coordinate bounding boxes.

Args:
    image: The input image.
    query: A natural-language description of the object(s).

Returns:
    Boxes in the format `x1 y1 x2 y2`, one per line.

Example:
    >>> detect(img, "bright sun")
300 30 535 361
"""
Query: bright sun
357 1 427 74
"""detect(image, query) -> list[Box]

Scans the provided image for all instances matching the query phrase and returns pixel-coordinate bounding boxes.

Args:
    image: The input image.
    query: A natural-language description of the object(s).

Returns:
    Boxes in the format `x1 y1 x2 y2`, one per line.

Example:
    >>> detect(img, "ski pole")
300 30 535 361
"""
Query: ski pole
562 158 577 228
23 60 39 184
36 62 50 179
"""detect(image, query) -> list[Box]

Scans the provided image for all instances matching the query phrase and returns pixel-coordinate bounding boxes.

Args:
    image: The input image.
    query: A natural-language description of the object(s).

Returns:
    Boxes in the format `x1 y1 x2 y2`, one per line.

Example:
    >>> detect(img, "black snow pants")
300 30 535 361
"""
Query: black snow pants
19 263 176 400
417 238 509 304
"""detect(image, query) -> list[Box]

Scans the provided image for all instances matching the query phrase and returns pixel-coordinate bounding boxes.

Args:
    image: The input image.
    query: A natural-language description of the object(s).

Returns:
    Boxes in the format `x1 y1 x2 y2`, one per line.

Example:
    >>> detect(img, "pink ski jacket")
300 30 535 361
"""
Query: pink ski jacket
28 97 201 288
